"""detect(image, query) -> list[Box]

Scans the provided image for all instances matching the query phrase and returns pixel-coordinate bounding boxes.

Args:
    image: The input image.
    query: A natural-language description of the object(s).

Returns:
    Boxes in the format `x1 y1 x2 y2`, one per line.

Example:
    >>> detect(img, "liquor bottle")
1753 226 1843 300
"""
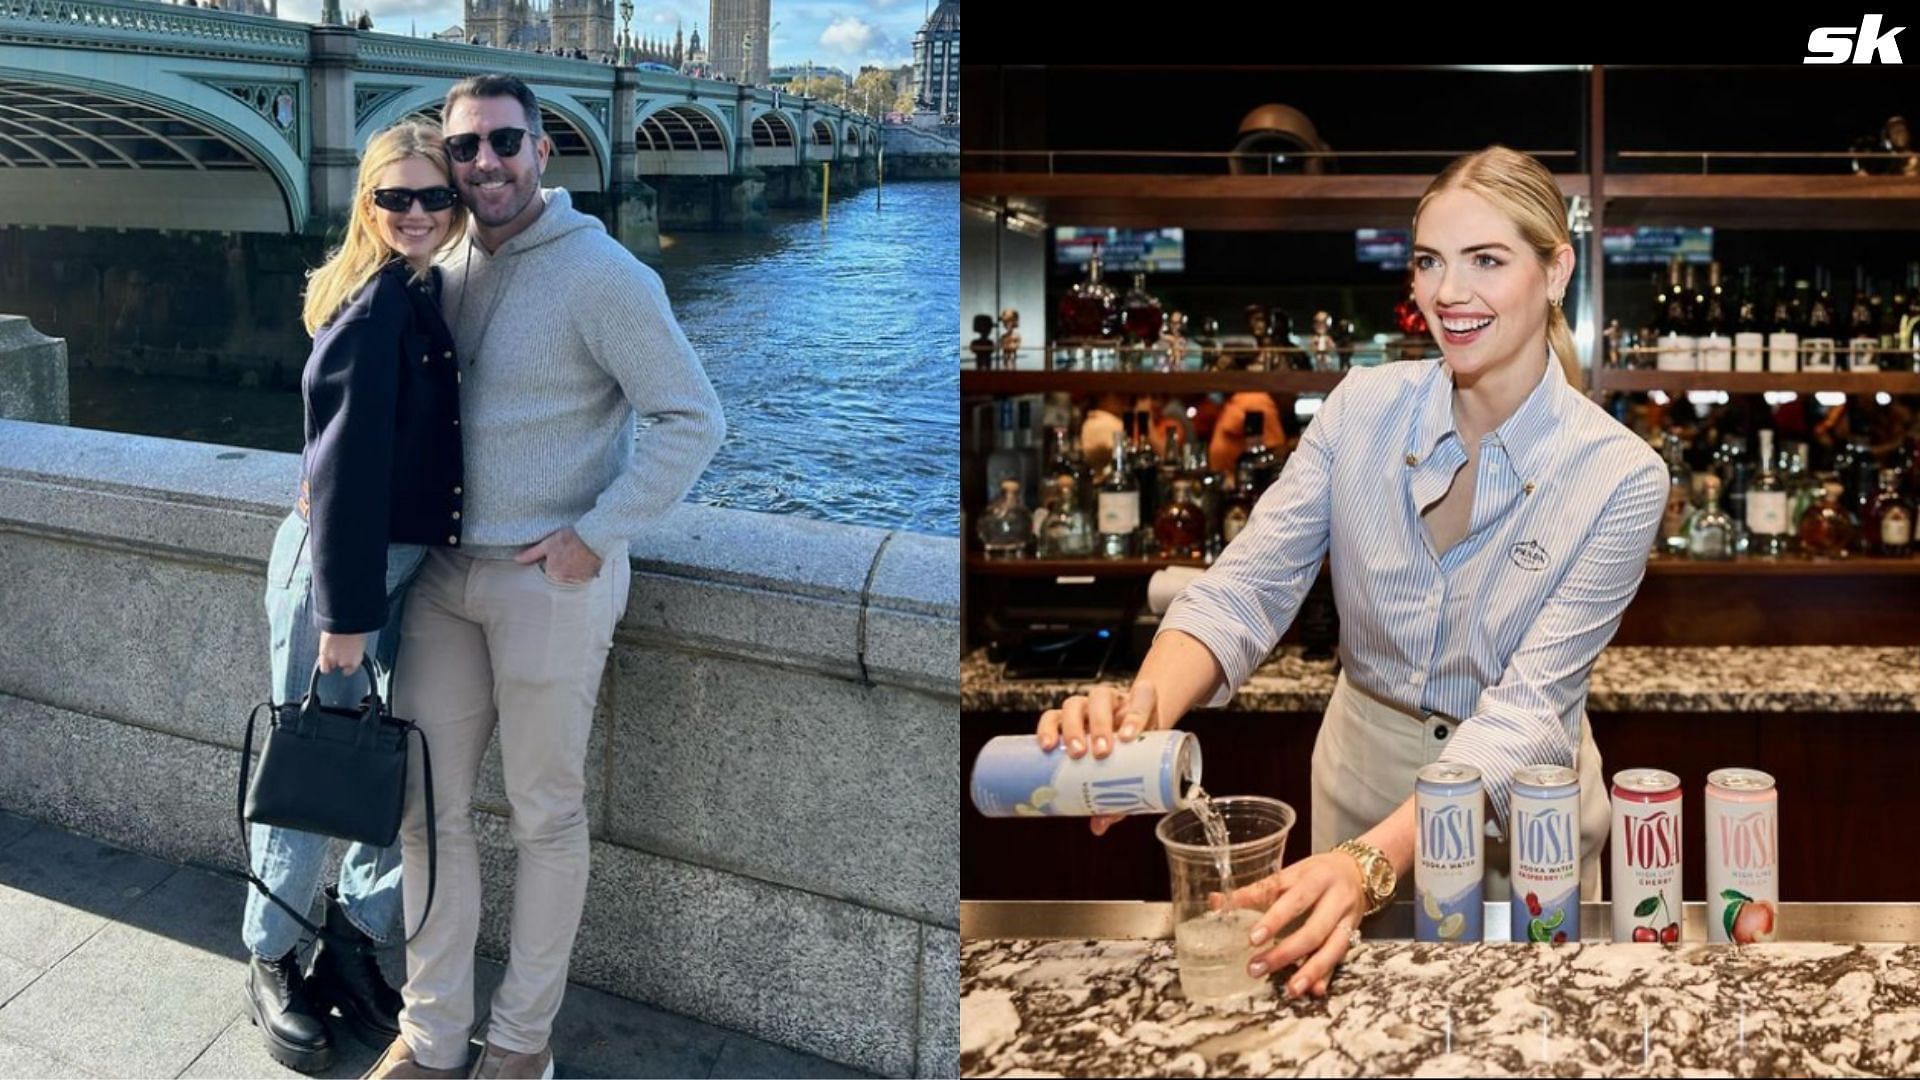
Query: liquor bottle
1128 410 1162 545
1658 256 1695 371
985 399 1026 502
1234 410 1284 496
1685 475 1736 561
1698 262 1732 372
1904 263 1920 373
1766 268 1800 373
1158 427 1186 517
1835 435 1869 508
1884 274 1910 367
1013 399 1041 507
1038 475 1095 558
1121 273 1164 345
976 479 1032 559
1181 436 1226 561
1658 432 1694 557
1849 266 1880 372
1716 433 1753 555
1746 428 1792 558
1220 414 1279 546
1058 248 1119 340
1097 436 1139 559
1797 478 1859 560
1047 424 1095 518
1154 479 1207 560
1785 443 1821 529
1733 266 1765 373
1866 468 1916 557
1802 266 1838 372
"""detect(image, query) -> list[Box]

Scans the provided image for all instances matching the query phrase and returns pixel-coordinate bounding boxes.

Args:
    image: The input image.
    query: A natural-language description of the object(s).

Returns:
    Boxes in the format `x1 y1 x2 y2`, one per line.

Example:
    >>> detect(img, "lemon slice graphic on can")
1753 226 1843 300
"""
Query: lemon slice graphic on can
1437 912 1466 940
1421 888 1443 921
1030 785 1057 807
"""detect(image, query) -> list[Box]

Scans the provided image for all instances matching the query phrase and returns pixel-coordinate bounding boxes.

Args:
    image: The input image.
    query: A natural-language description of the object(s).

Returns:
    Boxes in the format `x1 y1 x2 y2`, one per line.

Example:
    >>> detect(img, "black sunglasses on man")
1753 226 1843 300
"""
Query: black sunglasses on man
444 128 530 164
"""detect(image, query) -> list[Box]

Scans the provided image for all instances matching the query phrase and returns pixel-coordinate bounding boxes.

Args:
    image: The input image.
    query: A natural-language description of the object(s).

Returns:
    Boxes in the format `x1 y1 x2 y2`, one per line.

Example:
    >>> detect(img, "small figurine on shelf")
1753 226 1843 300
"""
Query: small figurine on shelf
1603 318 1624 371
1308 311 1339 373
970 314 996 371
997 308 1022 370
1162 310 1191 372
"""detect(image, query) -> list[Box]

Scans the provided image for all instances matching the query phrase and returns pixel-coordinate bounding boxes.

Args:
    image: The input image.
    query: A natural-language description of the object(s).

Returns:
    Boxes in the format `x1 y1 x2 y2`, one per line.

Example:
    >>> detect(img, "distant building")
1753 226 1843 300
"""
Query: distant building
680 22 711 77
432 24 466 41
707 0 769 85
911 0 958 119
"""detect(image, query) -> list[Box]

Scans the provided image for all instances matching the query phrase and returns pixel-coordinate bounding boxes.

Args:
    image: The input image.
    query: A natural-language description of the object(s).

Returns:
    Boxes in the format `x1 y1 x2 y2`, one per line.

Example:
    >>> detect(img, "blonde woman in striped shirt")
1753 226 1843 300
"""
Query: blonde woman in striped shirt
1036 146 1667 1000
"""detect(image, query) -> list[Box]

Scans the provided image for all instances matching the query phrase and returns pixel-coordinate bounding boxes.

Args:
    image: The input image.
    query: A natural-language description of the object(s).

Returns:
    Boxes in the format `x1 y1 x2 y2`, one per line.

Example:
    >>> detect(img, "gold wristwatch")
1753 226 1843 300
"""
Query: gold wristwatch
1335 839 1396 916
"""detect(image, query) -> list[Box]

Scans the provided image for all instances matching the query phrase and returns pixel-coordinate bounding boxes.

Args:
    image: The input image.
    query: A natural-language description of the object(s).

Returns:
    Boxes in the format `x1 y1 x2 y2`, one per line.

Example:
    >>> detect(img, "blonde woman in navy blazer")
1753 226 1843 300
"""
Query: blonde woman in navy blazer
244 121 467 1073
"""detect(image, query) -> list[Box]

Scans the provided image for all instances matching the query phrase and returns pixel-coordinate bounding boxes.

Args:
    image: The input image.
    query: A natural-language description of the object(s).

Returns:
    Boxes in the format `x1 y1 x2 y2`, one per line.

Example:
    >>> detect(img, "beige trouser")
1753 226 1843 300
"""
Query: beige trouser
1310 671 1610 903
391 544 630 1068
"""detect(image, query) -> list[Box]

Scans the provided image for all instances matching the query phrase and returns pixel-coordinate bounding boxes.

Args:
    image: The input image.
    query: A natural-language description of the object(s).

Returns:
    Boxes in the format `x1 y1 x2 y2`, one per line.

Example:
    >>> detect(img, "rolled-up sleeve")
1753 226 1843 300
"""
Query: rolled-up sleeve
1439 458 1667 830
1158 388 1341 708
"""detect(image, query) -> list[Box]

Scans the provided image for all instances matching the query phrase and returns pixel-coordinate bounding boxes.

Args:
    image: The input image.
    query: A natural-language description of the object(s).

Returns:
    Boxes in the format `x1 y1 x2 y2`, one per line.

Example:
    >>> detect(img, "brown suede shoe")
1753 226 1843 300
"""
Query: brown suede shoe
360 1036 467 1079
466 1040 554 1079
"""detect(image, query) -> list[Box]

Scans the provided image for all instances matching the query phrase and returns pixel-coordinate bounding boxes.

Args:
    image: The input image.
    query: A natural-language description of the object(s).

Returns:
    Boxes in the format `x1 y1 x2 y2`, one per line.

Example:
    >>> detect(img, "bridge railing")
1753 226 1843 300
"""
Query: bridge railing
0 0 306 58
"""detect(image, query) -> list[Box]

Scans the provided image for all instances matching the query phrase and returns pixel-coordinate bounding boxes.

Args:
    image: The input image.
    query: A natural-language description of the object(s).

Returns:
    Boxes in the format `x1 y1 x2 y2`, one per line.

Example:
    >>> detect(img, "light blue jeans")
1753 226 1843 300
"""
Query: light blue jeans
243 510 428 961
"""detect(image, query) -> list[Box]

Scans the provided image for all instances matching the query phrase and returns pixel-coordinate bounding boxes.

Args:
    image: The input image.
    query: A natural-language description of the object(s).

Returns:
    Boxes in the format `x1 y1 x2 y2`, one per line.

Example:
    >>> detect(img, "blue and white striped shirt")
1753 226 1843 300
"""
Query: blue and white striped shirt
1160 356 1667 829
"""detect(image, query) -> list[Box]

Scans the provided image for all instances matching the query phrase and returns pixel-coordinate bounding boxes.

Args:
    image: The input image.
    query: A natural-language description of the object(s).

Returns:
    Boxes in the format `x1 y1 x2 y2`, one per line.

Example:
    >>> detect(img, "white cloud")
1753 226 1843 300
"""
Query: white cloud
819 15 874 54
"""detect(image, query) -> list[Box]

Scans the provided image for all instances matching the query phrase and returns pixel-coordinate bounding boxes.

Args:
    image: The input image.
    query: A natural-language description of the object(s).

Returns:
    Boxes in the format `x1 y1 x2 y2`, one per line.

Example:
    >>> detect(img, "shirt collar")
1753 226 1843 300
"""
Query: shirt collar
1411 352 1567 478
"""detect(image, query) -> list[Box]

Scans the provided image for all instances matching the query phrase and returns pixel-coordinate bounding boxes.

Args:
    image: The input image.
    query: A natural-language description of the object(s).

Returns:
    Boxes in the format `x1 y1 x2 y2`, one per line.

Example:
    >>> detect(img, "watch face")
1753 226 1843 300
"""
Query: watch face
1369 861 1396 896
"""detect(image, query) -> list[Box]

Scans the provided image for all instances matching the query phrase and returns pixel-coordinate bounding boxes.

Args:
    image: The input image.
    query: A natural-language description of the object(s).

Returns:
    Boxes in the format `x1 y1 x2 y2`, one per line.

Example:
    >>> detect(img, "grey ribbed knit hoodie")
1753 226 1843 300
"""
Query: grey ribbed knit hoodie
438 188 725 559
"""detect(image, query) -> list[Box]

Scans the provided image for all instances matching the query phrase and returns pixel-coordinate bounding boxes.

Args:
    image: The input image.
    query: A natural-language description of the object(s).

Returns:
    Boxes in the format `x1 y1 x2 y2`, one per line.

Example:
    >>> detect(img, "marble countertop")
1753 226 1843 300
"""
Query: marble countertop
962 933 1920 1077
962 645 1920 714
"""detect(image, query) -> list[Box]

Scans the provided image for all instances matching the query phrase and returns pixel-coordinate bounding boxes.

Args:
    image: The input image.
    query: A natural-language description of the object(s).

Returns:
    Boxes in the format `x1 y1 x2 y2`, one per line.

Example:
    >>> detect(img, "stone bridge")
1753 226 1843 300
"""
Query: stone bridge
0 0 884 250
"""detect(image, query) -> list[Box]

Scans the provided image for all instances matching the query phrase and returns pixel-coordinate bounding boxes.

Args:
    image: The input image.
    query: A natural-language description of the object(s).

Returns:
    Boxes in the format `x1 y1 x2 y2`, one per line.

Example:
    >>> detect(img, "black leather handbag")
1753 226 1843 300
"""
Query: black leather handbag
234 657 437 950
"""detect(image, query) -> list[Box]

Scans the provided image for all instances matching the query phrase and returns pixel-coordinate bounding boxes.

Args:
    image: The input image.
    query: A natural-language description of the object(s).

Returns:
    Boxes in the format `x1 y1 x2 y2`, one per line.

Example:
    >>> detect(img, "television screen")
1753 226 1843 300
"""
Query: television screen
1055 228 1185 273
1603 226 1715 265
1356 229 1411 269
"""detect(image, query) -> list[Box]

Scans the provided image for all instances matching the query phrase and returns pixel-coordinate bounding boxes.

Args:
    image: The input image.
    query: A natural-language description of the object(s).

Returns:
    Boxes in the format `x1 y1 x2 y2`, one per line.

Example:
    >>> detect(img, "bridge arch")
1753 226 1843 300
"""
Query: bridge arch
746 108 799 169
633 100 731 177
0 64 306 232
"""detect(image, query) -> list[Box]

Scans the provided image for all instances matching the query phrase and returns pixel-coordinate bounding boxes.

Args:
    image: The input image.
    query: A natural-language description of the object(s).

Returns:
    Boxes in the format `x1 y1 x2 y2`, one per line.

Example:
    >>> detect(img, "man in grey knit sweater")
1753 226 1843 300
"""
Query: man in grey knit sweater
375 75 724 1080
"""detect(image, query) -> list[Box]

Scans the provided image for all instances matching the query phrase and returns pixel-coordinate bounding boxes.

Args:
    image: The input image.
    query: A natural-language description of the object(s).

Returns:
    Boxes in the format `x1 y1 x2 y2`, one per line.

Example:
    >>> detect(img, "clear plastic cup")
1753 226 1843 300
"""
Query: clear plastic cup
1155 795 1296 1004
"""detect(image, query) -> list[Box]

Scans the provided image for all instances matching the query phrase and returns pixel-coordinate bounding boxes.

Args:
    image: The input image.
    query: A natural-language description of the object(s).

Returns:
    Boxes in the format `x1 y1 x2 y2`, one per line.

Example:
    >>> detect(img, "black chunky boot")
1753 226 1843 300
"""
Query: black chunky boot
246 950 334 1073
306 888 404 1048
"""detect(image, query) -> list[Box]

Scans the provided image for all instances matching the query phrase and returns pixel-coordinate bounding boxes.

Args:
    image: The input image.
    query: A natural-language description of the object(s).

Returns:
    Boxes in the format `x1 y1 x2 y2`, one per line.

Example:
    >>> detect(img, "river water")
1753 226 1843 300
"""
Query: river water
61 180 959 537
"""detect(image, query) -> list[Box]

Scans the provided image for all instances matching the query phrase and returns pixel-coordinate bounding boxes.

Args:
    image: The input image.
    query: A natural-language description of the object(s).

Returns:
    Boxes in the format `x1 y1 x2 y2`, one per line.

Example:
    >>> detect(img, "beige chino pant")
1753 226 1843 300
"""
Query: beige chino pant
1309 671 1611 903
391 543 629 1068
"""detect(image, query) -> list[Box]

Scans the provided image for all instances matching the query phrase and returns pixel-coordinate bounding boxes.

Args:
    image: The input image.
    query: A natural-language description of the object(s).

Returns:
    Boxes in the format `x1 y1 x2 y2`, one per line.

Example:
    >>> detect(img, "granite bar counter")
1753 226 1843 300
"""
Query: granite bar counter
962 645 1920 714
960 901 1920 1077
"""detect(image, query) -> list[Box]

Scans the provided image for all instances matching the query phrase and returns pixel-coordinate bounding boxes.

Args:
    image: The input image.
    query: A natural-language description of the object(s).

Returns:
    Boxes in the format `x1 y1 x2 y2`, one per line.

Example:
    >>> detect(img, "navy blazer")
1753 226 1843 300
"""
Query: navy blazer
299 260 464 633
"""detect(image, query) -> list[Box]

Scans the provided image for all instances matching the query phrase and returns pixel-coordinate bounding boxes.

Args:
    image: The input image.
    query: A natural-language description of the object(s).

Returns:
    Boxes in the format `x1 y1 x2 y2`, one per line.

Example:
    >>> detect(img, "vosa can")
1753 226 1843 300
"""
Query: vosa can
968 730 1200 818
1510 765 1581 944
1611 769 1683 943
1415 762 1484 943
1706 768 1779 944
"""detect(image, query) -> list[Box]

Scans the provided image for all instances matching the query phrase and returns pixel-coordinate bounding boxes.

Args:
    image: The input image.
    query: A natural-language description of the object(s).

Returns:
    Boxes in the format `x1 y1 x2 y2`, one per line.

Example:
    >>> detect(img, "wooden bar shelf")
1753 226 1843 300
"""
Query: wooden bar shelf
961 371 1346 395
1593 370 1920 394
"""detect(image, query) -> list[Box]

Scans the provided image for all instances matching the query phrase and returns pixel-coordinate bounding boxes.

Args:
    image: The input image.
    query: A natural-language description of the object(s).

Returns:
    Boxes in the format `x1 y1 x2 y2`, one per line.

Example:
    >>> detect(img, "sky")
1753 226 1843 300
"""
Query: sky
270 0 929 71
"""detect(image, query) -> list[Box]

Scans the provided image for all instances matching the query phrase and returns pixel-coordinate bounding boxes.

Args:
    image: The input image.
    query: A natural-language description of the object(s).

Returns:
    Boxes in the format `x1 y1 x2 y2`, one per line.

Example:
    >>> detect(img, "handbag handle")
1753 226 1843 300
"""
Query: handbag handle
296 654 384 743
